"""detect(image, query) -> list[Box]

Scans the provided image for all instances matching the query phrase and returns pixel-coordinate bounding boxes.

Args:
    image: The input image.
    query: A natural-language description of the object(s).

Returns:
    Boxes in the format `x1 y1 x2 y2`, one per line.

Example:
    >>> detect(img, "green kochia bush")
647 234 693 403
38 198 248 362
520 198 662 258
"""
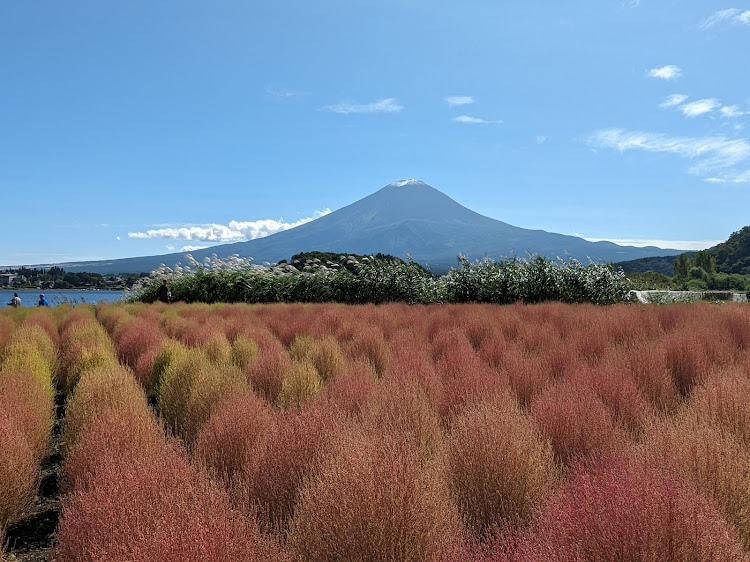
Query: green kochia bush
133 254 630 306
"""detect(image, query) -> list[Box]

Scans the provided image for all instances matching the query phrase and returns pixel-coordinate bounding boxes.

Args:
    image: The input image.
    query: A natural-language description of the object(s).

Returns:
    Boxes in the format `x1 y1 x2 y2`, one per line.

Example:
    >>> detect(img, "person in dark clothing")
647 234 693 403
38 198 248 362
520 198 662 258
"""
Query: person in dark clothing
156 278 172 303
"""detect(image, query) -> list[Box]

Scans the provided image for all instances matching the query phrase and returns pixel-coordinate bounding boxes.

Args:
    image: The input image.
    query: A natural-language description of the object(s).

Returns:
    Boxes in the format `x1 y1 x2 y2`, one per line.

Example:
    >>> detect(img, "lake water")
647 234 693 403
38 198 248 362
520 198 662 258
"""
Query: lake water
1 289 127 308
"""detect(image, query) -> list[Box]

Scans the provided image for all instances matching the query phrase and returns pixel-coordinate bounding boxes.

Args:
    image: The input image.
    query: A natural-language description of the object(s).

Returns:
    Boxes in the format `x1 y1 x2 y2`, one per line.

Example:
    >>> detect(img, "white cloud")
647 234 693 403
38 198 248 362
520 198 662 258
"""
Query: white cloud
180 245 210 252
321 98 403 114
721 105 747 118
129 209 331 243
705 168 750 183
647 65 682 80
165 244 176 251
659 94 689 108
444 95 475 107
681 98 720 117
583 238 721 250
452 115 502 124
536 135 547 144
587 128 750 181
701 8 750 28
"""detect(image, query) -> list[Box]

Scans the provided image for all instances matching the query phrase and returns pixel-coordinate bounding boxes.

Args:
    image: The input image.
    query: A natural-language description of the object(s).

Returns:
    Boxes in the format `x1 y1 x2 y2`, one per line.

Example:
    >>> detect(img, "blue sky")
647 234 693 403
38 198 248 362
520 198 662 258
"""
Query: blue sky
2 1 749 267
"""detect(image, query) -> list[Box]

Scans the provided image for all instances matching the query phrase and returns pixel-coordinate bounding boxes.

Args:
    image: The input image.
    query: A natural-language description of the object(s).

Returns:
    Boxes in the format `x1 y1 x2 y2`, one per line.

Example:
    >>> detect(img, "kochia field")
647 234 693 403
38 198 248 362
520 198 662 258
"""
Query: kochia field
2 301 750 561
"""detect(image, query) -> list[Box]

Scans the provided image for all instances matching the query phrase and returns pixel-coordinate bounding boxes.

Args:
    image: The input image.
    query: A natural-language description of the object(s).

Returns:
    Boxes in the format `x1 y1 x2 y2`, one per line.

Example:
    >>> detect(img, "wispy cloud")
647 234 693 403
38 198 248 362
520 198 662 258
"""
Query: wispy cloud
583 237 720 250
681 98 720 117
536 135 547 144
444 95 475 107
701 8 750 28
265 88 311 101
647 65 682 80
321 98 403 115
721 105 748 118
659 94 689 108
587 128 750 182
706 169 750 183
179 245 210 252
452 115 502 125
129 209 331 243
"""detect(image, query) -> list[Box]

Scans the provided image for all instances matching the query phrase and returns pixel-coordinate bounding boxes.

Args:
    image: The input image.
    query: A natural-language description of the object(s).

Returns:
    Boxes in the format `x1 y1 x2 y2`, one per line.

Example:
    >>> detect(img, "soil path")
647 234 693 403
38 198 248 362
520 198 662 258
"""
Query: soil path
4 392 65 561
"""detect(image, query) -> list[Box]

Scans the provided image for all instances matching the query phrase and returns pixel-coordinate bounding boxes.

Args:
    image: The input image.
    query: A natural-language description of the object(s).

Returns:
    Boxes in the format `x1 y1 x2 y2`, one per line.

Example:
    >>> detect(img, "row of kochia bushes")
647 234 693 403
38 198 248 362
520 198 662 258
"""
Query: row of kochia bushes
0 311 57 554
4 301 750 560
133 254 631 305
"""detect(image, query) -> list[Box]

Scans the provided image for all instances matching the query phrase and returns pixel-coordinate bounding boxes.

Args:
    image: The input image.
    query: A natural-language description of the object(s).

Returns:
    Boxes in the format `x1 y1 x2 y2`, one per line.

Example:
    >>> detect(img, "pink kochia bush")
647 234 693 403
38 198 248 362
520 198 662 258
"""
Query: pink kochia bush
0 415 37 530
498 455 748 561
238 404 345 534
531 380 627 466
290 430 462 562
56 447 286 562
193 391 275 489
446 397 557 537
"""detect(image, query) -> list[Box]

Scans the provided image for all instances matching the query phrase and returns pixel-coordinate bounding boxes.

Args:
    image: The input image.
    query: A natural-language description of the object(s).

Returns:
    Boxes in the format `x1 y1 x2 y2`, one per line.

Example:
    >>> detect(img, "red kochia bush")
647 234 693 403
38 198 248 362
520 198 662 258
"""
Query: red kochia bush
568 365 656 440
0 315 16 353
497 348 551 410
318 358 378 416
531 381 627 467
242 404 344 534
193 391 274 489
446 398 557 537
360 375 443 461
245 339 291 404
290 431 462 562
642 417 750 549
0 416 37 529
435 351 509 423
114 318 163 369
0 371 54 463
61 409 164 494
56 448 287 562
606 342 679 414
507 455 747 561
663 330 712 398
686 368 750 448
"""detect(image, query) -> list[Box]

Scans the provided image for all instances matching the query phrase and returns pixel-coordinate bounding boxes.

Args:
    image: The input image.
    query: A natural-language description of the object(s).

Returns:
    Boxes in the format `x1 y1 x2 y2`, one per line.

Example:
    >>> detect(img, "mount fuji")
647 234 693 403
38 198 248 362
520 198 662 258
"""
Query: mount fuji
59 179 681 274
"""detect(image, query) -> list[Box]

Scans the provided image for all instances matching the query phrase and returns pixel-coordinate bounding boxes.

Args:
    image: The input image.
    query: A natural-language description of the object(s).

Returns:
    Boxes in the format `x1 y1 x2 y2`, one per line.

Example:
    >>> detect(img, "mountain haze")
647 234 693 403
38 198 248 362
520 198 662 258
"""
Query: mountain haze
58 179 681 275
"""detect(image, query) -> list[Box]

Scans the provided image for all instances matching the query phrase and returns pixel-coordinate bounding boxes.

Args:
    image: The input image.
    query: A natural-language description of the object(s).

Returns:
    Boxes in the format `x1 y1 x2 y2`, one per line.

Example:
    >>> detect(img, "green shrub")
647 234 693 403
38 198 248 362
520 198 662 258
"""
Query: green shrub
132 254 630 306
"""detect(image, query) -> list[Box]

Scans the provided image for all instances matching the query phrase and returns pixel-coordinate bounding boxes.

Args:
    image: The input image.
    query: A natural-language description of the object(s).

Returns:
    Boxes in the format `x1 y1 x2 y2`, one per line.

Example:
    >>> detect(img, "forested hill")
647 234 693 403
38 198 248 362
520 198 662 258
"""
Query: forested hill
614 255 689 276
713 226 750 275
615 226 750 276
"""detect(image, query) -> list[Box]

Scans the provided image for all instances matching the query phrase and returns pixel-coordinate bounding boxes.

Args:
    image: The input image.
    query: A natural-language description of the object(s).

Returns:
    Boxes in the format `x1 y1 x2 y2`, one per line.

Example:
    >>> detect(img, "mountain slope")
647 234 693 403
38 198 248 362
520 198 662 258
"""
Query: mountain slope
713 226 750 275
58 179 681 275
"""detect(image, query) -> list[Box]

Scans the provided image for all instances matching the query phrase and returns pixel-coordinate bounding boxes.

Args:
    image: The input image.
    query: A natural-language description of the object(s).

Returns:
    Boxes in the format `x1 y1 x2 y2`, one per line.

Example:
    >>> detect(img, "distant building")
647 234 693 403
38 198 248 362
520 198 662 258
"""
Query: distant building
0 273 18 285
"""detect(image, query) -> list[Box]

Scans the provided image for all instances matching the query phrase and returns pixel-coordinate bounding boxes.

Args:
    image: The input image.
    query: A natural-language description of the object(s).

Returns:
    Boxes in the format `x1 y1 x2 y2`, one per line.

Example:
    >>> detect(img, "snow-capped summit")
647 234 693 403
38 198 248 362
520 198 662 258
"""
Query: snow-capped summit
390 178 426 187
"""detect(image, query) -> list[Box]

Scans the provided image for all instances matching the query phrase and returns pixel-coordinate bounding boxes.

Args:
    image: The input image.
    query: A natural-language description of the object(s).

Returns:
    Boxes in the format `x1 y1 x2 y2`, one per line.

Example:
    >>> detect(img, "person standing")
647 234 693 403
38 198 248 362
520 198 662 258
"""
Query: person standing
8 292 21 308
37 294 50 307
156 279 172 303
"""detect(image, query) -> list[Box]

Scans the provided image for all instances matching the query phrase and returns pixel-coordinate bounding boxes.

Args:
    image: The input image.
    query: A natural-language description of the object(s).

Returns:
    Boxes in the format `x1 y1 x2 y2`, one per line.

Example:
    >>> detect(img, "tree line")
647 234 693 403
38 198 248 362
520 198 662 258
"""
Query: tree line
1 267 145 290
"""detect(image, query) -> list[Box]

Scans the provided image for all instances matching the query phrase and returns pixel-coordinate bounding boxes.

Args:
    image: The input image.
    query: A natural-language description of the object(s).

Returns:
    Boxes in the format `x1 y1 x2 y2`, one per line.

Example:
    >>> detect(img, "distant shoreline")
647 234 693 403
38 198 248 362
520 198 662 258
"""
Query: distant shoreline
0 287 125 291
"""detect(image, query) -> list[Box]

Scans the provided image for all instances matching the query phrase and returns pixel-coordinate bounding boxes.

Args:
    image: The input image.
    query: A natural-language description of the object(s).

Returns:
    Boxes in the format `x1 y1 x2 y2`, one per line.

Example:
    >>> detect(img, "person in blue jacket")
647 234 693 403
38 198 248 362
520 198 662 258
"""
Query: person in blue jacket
37 294 50 307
